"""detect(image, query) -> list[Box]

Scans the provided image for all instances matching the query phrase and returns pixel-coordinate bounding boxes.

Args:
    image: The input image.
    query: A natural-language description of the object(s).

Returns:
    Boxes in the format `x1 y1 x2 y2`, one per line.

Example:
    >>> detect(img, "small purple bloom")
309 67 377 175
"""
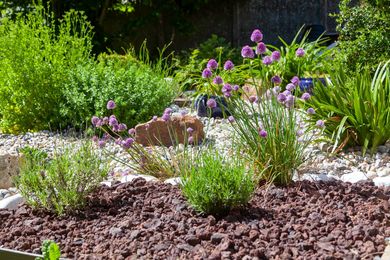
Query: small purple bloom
102 117 109 125
115 138 122 145
122 138 134 149
241 45 255 58
228 116 235 123
112 124 120 132
98 140 105 148
202 68 212 78
91 116 100 126
277 93 287 103
272 86 281 94
259 129 268 138
271 75 282 84
188 136 194 144
222 83 232 93
128 128 136 135
316 120 325 128
249 95 258 103
233 85 240 91
296 129 304 137
223 60 234 70
118 123 127 132
152 115 158 122
285 95 295 108
92 135 98 142
206 98 217 108
187 127 194 134
207 59 218 70
213 76 223 85
291 76 300 86
307 108 315 115
262 56 272 65
256 42 266 55
162 113 171 122
109 116 118 126
224 91 232 98
107 100 116 110
164 108 173 114
271 51 281 61
283 90 291 96
301 92 311 101
250 29 263 43
296 48 305 57
286 83 296 91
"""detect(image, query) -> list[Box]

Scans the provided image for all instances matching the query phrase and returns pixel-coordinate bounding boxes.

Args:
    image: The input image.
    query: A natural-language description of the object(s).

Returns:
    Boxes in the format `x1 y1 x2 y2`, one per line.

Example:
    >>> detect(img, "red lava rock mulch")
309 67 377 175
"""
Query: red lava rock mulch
0 178 389 259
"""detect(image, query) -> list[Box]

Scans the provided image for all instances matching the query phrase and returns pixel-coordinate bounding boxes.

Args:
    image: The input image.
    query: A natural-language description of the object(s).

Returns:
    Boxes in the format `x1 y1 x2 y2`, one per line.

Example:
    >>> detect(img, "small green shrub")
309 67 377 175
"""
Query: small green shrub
14 141 109 215
180 149 255 217
302 61 390 154
36 240 61 260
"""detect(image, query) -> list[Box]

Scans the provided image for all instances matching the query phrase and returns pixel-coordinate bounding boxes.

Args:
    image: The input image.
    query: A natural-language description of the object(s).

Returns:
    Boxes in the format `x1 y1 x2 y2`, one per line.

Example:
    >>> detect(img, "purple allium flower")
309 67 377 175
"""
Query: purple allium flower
107 100 116 110
259 129 268 138
291 76 300 86
241 45 255 58
96 119 103 127
213 76 223 85
109 116 118 126
187 127 194 134
283 90 291 96
307 108 315 115
112 124 120 132
118 123 127 132
188 136 194 144
102 117 109 125
286 83 296 91
202 68 212 78
224 91 232 98
316 120 325 128
265 89 273 99
162 113 170 122
228 116 235 123
249 95 258 103
296 48 305 57
91 116 100 126
206 98 217 108
233 85 240 91
223 60 234 70
271 75 282 84
296 129 304 136
222 83 232 93
152 115 158 122
285 95 295 108
277 93 287 103
115 138 122 145
128 128 136 135
301 92 311 101
207 59 218 70
262 56 272 65
256 42 266 55
272 86 281 94
164 108 173 114
250 29 263 43
92 135 98 142
271 51 281 61
122 138 134 149
103 133 110 140
98 140 105 148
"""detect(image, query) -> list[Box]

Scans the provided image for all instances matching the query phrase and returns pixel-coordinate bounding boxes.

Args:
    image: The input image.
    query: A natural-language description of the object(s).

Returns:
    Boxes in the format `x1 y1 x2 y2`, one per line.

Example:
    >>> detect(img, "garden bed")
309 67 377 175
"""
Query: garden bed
0 178 389 259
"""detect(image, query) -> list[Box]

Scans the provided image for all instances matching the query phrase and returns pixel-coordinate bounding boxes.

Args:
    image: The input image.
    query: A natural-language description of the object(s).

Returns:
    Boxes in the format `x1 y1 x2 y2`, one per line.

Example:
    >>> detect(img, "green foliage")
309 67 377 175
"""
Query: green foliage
180 149 255 217
36 240 61 260
0 5 93 133
14 141 109 215
302 61 390 155
335 0 390 73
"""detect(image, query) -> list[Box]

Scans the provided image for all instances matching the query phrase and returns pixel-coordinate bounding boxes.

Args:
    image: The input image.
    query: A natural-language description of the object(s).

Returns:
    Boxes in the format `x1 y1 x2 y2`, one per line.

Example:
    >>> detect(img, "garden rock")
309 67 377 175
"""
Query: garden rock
0 152 21 189
373 176 390 187
0 194 24 210
164 177 182 186
135 115 204 146
340 170 369 183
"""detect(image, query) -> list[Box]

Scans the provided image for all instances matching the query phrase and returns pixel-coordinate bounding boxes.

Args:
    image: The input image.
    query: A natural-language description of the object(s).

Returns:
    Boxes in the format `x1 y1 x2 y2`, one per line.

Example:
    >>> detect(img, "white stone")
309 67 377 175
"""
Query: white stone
373 176 390 187
120 174 158 183
377 168 390 177
164 177 182 186
299 173 338 182
0 153 21 189
341 171 368 183
0 193 24 210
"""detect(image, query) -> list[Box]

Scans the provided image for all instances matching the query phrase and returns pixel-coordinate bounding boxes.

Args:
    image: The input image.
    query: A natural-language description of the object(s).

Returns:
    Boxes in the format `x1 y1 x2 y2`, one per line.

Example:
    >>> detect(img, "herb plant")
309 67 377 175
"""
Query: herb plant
36 240 61 260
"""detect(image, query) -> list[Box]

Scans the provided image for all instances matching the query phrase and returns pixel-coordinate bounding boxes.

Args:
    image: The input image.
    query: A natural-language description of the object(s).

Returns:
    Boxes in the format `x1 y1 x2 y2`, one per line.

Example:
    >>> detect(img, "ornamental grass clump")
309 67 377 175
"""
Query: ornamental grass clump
14 142 109 216
180 149 255 217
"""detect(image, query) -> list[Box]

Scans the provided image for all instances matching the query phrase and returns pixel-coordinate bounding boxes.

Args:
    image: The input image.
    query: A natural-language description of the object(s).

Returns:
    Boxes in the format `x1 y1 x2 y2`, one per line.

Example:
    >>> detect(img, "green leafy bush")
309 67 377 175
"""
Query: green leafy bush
14 141 109 215
36 240 61 260
302 61 390 154
335 0 390 73
180 149 255 217
0 5 93 133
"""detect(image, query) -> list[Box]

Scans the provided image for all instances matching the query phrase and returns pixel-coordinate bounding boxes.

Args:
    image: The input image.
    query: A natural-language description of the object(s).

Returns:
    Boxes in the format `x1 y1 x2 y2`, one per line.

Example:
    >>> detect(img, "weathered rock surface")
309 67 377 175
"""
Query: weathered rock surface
0 153 21 189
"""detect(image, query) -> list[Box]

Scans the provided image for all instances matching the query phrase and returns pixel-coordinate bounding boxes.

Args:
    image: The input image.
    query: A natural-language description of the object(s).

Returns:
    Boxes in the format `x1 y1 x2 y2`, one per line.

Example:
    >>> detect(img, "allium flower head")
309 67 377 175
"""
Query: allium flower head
224 91 232 98
91 116 100 126
109 116 118 126
272 86 281 94
164 108 173 114
249 95 258 103
283 90 291 96
118 123 127 132
107 100 116 110
206 98 217 108
241 45 255 58
250 29 263 43
301 92 311 101
286 83 296 91
259 129 268 138
213 76 223 85
307 108 315 115
291 76 300 86
271 51 281 61
202 68 212 78
115 138 122 145
128 128 136 135
316 120 325 128
187 127 194 134
233 85 240 91
228 116 235 123
98 140 105 148
188 136 194 144
296 129 304 137
162 112 171 122
112 124 120 132
277 93 287 103
222 83 232 93
152 115 158 122
122 138 134 149
271 75 282 84
256 42 266 55
285 95 295 108
207 59 218 70
92 135 98 142
262 56 272 65
102 117 109 125
296 48 305 57
223 60 234 70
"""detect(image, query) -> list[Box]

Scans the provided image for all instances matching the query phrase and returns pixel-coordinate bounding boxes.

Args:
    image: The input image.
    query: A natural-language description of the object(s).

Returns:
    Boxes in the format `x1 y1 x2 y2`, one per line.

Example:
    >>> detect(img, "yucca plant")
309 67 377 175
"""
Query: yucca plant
302 61 390 154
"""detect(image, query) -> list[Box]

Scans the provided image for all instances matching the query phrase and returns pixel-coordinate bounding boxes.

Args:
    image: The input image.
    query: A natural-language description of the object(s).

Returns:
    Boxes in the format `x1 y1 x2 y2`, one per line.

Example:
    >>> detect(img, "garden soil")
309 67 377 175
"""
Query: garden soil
0 178 389 259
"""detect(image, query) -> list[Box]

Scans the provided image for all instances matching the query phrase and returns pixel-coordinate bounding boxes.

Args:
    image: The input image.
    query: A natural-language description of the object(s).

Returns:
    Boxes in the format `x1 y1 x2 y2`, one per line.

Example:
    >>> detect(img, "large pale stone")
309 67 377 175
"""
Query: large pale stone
0 194 24 210
135 115 204 147
0 153 22 189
